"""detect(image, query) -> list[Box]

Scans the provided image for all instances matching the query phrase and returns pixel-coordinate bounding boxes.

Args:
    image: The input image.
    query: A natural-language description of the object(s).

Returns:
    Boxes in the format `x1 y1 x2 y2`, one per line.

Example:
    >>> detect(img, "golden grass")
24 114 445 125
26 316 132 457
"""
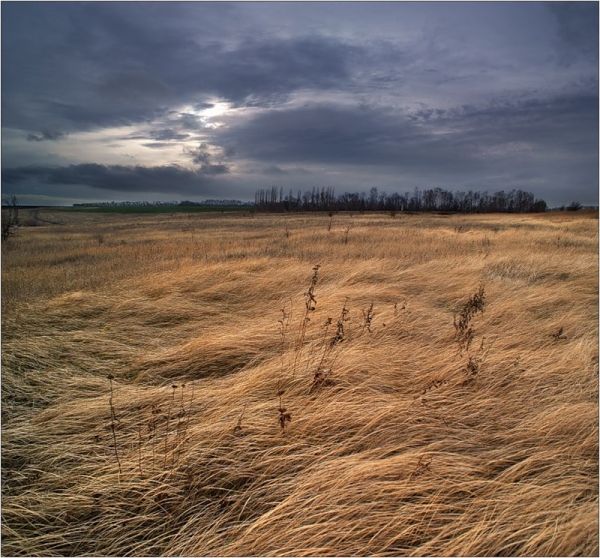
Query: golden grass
1 209 598 556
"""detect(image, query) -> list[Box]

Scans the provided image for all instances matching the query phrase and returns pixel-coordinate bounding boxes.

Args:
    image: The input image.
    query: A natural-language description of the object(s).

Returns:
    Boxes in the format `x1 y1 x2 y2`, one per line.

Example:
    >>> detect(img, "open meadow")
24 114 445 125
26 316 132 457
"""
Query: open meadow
1 209 598 556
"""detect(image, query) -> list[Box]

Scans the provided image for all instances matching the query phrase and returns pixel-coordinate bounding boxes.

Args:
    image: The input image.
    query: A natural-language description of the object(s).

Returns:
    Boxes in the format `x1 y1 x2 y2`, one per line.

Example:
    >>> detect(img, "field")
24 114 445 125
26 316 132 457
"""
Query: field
1 209 598 556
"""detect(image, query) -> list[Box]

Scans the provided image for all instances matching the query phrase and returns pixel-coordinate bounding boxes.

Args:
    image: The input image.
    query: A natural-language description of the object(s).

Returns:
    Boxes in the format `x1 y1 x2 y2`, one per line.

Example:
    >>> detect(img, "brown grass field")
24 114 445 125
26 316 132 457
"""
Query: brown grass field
1 209 598 556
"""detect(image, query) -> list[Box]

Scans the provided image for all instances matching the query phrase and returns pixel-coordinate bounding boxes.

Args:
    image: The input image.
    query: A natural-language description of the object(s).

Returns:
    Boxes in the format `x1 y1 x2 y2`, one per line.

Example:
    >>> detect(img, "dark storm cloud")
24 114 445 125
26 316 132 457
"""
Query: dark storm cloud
219 104 431 166
219 94 598 168
2 2 361 135
2 163 225 196
215 93 597 203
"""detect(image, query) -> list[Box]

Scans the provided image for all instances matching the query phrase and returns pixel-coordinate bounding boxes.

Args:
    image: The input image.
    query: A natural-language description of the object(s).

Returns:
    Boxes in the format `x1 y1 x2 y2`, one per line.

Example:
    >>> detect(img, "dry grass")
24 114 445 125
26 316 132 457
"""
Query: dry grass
1 209 598 556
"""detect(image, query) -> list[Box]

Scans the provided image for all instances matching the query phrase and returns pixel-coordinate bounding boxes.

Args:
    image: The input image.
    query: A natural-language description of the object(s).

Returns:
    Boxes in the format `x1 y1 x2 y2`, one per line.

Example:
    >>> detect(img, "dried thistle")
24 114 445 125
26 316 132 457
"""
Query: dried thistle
454 284 486 352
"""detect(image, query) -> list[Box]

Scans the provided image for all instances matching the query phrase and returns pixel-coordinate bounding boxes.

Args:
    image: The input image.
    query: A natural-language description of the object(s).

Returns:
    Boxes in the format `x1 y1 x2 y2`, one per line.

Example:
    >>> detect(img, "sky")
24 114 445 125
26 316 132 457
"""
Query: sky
2 1 598 206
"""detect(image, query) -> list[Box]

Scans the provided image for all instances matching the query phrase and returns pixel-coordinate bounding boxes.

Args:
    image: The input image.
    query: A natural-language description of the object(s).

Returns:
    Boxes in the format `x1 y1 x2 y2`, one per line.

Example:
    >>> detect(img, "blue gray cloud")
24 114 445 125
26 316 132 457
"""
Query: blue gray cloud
2 163 228 196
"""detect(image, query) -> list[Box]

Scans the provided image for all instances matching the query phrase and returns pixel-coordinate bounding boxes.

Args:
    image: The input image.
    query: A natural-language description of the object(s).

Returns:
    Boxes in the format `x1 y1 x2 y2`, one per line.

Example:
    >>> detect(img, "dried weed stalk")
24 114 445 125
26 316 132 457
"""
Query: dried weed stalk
106 374 122 478
409 455 433 480
461 336 493 386
291 265 320 379
277 388 292 432
163 384 177 468
278 302 292 364
148 404 159 471
137 424 144 476
310 299 350 393
362 302 374 333
421 377 450 396
453 284 486 352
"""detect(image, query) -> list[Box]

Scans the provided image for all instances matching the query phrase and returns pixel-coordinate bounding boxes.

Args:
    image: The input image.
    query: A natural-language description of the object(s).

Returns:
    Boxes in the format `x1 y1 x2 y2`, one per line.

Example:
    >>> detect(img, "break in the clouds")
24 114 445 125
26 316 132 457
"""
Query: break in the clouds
2 2 598 206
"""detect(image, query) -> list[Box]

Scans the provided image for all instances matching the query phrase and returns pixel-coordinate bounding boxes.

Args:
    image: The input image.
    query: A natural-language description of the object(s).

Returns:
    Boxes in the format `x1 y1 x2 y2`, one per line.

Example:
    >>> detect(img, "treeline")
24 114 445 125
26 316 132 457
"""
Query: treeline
255 187 548 213
73 200 250 208
179 199 250 206
74 201 178 207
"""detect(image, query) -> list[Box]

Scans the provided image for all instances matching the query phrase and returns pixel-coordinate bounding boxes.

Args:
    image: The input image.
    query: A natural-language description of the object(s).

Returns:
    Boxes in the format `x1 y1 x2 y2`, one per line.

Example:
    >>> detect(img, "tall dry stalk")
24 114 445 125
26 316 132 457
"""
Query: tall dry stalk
107 374 122 478
310 298 349 393
362 302 374 333
291 265 320 380
163 384 177 469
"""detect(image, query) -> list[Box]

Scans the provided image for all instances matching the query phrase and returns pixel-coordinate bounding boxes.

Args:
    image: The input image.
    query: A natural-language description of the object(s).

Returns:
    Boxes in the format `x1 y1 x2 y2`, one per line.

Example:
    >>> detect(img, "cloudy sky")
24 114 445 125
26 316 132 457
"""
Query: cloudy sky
2 1 598 206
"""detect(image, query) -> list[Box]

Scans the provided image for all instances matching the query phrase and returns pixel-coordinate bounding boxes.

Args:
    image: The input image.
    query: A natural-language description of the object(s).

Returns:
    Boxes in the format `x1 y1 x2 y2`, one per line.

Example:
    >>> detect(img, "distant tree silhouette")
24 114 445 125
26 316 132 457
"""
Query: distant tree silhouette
253 187 548 213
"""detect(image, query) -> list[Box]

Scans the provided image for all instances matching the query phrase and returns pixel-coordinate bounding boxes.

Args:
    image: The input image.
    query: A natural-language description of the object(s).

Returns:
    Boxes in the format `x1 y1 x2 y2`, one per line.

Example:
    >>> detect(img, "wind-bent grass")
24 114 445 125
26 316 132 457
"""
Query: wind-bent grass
1 209 598 556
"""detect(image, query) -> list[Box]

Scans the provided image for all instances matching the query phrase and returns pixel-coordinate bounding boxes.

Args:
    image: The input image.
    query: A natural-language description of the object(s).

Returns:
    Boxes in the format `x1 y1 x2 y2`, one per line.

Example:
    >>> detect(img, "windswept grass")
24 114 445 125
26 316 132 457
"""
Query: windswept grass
2 209 598 556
